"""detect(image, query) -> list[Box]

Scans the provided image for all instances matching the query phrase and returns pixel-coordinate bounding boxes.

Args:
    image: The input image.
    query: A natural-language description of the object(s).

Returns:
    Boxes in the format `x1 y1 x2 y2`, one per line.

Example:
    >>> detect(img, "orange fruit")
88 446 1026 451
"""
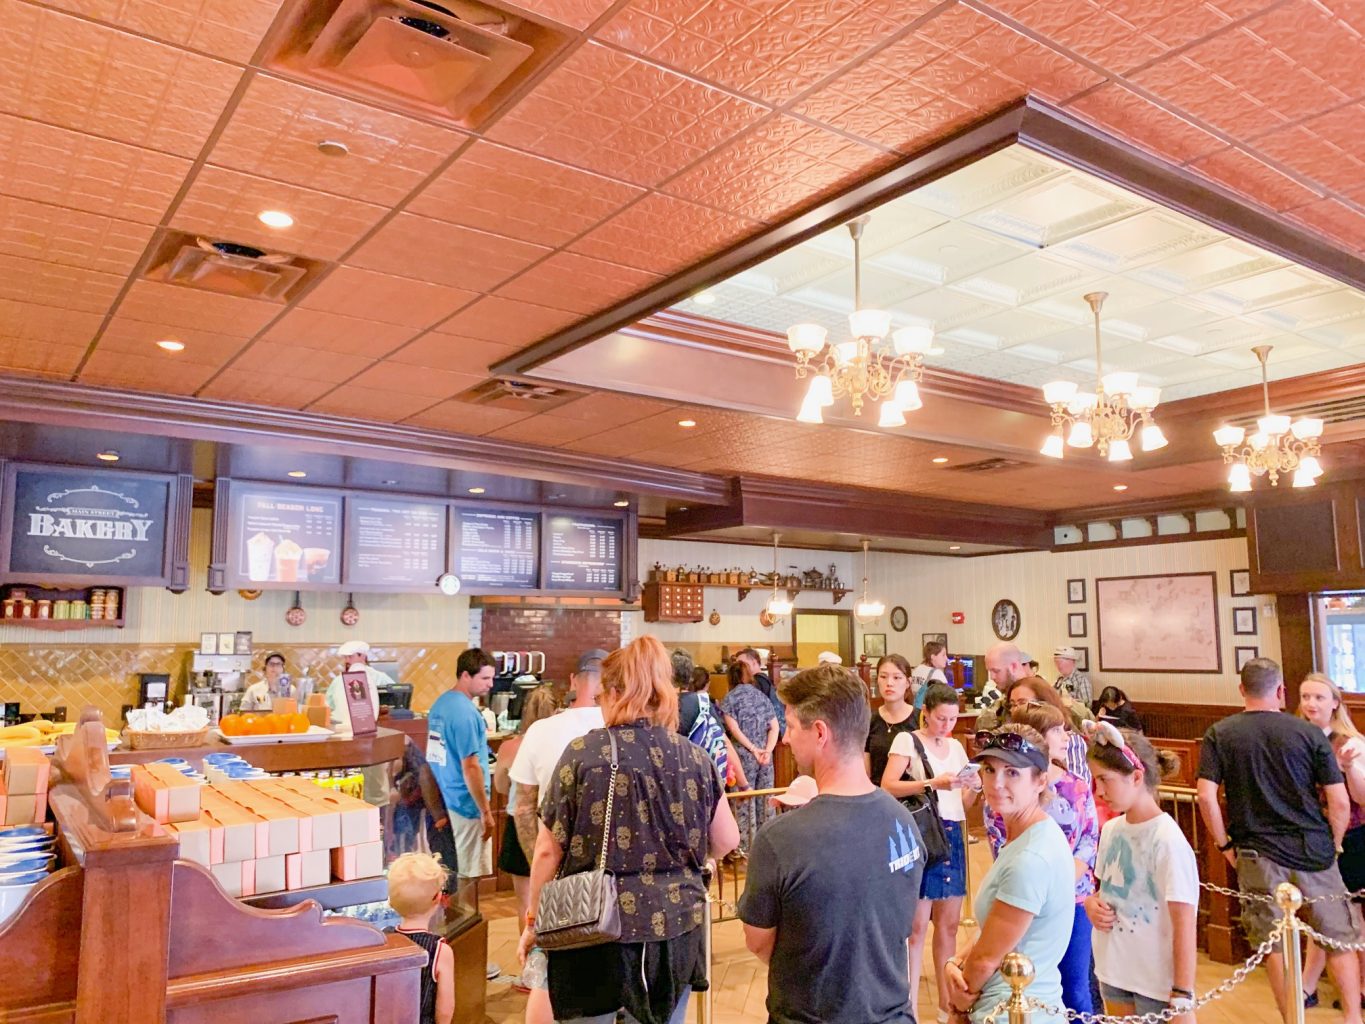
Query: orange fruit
288 713 309 734
249 717 273 735
219 714 243 736
239 714 259 732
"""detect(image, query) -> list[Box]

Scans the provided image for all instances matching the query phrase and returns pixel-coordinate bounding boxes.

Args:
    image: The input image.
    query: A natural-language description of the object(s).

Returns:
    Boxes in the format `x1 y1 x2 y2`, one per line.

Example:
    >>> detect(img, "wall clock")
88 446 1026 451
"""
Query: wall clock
889 606 908 632
991 599 1020 641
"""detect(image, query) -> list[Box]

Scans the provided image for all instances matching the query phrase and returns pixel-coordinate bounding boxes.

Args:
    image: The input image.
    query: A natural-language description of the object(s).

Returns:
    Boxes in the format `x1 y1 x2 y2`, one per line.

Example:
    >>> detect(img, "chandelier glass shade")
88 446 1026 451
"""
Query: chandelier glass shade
765 533 793 619
1213 345 1324 491
788 216 933 424
853 539 885 625
1039 292 1166 462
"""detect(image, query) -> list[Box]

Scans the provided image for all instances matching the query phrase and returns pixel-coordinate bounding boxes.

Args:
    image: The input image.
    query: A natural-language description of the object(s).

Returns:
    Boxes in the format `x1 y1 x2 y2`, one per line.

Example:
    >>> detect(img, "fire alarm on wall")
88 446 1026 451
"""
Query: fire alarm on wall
951 612 965 624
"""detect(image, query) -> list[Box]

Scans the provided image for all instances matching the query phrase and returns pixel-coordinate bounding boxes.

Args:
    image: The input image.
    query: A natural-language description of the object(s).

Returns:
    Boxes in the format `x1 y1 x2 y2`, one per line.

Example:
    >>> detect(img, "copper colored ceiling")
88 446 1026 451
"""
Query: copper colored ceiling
4 0 1365 514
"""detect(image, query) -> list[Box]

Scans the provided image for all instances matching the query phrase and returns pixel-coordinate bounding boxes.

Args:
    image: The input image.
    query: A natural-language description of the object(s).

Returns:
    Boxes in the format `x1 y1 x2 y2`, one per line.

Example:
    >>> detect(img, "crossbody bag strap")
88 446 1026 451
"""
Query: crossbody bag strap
597 729 620 873
910 732 940 809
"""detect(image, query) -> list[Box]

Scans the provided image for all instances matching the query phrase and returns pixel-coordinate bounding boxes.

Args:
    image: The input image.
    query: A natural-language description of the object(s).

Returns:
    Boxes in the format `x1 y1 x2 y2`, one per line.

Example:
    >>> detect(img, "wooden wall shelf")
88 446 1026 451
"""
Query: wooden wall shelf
0 617 125 631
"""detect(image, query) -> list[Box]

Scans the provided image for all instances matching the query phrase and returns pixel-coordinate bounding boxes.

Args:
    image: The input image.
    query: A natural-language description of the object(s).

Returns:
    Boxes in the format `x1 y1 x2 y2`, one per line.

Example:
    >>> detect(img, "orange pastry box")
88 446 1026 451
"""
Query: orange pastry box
167 817 213 867
4 747 49 796
199 791 261 863
331 841 383 881
313 789 380 847
285 849 330 890
131 763 202 824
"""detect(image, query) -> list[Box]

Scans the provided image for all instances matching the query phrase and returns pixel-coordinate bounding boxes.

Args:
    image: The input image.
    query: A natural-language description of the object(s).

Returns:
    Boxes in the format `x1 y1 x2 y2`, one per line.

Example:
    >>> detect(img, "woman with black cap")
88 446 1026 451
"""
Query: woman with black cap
241 651 293 711
944 724 1074 1024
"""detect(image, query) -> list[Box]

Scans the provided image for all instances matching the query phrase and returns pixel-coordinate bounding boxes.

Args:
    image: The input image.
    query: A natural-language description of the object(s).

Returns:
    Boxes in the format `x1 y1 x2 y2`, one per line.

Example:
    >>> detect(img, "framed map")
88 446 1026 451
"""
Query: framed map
1095 572 1222 673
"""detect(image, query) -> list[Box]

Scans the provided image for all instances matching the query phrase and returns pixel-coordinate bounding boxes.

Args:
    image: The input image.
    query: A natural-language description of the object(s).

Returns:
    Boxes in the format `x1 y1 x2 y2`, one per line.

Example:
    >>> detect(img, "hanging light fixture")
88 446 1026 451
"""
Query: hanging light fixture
765 533 793 620
1039 292 1166 462
1213 345 1324 491
854 539 885 625
787 215 934 424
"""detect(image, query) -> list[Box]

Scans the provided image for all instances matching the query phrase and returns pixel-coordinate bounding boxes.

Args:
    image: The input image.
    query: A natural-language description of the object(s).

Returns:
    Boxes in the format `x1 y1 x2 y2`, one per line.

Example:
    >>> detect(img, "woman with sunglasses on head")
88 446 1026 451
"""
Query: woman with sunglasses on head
945 724 1074 1024
881 683 977 1024
1084 722 1196 1024
1297 673 1365 1010
983 704 1098 1016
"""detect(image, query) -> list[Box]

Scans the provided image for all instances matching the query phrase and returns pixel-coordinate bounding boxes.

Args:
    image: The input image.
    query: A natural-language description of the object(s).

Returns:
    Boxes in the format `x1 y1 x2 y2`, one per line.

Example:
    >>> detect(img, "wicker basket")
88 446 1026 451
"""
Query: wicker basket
122 727 210 750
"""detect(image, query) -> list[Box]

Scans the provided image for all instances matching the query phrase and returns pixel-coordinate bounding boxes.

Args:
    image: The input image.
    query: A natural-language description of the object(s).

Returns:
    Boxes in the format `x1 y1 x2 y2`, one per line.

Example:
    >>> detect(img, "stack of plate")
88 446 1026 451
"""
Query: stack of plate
0 825 56 925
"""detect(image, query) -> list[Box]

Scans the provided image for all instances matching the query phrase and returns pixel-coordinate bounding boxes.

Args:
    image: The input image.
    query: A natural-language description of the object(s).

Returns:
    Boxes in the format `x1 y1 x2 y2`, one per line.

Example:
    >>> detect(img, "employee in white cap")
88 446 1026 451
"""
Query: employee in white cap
1053 645 1092 706
816 650 843 666
327 641 395 808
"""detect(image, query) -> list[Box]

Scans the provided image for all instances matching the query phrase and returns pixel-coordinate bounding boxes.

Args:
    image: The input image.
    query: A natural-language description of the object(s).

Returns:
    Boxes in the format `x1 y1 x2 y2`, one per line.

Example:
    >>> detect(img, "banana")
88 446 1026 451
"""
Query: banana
0 724 40 740
0 735 45 748
29 719 56 734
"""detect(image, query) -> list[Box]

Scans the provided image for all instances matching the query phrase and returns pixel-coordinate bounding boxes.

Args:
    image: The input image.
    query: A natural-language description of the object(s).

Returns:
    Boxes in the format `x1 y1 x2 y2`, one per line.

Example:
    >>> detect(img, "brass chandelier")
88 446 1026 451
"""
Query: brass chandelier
1213 345 1323 491
786 216 935 428
1039 291 1166 462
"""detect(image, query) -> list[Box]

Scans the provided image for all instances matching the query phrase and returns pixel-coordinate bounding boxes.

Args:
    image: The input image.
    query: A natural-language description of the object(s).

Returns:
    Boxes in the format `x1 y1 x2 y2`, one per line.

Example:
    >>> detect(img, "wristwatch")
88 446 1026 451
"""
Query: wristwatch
1169 996 1194 1014
1217 838 1235 852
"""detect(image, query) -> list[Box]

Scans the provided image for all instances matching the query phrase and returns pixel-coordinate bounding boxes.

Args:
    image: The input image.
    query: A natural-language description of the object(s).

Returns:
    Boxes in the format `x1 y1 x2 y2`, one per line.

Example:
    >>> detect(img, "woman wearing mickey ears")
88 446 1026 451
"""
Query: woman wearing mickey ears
1083 721 1198 1024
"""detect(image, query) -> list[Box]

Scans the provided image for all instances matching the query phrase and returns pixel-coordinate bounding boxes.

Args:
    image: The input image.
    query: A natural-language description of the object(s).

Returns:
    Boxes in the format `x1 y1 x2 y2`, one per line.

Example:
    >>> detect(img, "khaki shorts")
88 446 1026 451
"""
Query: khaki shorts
1237 849 1357 946
451 813 492 879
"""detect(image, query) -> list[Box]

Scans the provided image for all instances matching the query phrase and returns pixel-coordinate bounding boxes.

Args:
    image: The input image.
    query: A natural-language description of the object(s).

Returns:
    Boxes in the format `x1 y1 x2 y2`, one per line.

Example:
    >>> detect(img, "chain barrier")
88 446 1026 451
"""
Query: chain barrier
980 999 1010 1024
1299 921 1365 954
1199 876 1365 905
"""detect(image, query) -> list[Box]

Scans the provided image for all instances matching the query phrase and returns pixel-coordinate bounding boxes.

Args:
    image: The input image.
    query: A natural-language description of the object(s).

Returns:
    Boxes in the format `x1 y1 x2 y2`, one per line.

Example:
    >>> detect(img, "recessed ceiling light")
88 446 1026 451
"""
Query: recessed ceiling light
317 139 349 158
468 487 486 495
156 339 184 352
931 456 949 464
382 479 398 486
678 419 697 428
948 544 961 551
613 500 629 507
1113 484 1129 491
694 291 716 305
679 506 689 512
96 450 119 462
287 470 307 478
257 209 294 229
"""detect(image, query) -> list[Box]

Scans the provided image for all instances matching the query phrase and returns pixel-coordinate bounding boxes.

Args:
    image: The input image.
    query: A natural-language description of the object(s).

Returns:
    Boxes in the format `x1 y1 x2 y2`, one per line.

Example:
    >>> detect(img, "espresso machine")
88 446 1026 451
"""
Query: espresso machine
186 651 252 724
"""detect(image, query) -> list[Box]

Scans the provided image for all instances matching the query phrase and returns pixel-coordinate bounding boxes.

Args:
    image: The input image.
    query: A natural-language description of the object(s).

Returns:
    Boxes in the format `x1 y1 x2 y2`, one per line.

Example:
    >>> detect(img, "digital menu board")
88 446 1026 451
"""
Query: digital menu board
546 515 623 591
231 485 342 587
456 509 539 589
344 497 447 589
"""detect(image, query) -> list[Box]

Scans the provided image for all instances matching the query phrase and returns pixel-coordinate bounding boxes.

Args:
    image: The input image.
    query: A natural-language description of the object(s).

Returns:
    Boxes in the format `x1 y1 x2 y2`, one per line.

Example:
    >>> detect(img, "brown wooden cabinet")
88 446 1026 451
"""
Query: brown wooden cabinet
1247 478 1365 593
642 582 705 623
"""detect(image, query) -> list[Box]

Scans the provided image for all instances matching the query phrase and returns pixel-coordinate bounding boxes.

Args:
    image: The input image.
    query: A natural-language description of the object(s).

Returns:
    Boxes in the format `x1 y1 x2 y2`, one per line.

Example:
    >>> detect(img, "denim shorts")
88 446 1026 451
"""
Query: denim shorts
921 818 968 900
1099 983 1168 1015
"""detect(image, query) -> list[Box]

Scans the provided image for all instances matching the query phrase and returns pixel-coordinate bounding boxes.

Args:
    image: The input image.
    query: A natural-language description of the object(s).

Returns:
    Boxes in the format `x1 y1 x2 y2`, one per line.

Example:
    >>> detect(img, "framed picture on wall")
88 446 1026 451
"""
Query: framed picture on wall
1073 646 1090 672
1233 606 1258 635
1067 579 1086 604
1096 572 1221 673
1230 569 1251 597
922 632 947 651
1235 645 1258 671
1068 612 1087 638
863 633 887 658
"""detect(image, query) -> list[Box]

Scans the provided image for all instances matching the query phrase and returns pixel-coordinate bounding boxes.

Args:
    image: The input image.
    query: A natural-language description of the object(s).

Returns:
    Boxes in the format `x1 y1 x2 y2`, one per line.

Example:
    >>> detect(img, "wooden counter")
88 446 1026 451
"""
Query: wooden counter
108 726 407 772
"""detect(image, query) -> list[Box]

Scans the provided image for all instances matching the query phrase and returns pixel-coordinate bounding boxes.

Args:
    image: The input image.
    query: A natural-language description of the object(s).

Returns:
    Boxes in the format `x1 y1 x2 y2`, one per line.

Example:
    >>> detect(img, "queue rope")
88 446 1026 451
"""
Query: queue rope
1299 921 1365 954
1198 878 1365 905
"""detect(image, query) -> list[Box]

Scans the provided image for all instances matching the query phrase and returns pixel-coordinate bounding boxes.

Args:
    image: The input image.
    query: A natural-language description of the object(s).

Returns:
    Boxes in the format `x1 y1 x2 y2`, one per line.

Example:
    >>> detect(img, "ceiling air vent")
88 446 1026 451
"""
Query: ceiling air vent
948 457 1030 474
153 237 310 301
260 0 571 129
1231 394 1365 429
457 379 582 412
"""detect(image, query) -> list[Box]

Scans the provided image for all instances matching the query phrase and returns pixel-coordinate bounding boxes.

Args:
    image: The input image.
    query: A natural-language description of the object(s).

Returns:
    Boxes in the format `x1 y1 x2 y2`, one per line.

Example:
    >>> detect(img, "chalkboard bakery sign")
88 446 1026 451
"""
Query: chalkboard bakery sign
4 466 171 580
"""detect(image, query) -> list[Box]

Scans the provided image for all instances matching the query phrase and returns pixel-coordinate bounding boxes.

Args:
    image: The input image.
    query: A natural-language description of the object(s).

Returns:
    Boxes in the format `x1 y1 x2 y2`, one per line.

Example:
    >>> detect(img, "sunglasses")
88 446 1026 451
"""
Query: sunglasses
974 730 1045 761
1007 698 1046 710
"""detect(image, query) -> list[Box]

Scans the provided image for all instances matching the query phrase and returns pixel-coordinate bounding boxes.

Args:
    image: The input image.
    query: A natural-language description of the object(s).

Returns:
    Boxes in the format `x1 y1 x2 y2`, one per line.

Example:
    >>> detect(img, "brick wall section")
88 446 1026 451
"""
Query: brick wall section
479 607 621 683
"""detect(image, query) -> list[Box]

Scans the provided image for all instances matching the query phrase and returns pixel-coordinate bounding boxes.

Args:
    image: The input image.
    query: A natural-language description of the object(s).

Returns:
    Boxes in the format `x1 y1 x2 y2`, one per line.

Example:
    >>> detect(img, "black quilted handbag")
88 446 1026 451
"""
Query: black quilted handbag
534 730 622 950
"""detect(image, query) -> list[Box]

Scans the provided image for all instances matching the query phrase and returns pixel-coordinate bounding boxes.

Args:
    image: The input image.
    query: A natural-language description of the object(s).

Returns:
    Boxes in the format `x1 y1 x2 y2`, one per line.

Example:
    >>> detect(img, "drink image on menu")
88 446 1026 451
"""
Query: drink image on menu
247 532 276 582
304 547 331 579
274 538 303 582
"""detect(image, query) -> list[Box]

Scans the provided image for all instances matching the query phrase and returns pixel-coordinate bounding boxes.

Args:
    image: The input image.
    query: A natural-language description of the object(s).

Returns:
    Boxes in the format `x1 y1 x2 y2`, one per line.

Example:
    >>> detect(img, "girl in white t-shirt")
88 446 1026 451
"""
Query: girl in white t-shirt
1084 722 1197 1024
881 682 976 1024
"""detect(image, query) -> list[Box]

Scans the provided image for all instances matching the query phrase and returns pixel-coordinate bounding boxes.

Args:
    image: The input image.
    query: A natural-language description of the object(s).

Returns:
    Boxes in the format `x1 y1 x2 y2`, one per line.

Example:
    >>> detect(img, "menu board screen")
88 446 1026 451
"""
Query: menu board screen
231 486 342 586
456 510 539 589
546 515 623 592
345 497 447 589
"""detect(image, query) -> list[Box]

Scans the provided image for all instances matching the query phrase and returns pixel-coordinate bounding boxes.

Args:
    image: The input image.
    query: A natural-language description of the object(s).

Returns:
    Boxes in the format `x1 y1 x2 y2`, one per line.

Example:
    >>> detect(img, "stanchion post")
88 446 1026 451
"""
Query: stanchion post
960 822 977 929
1002 952 1035 1024
700 859 715 1024
1276 882 1305 1024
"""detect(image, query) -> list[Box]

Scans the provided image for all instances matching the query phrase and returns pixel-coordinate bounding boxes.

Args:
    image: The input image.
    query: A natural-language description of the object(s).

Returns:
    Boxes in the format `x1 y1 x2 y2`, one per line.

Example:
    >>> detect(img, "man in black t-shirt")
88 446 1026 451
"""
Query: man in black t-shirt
1197 657 1360 1024
739 664 923 1024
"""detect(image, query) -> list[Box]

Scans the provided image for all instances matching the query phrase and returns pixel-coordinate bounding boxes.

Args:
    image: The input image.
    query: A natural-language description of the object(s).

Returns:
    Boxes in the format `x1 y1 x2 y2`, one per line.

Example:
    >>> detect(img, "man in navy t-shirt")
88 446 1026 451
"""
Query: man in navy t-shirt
739 663 923 1024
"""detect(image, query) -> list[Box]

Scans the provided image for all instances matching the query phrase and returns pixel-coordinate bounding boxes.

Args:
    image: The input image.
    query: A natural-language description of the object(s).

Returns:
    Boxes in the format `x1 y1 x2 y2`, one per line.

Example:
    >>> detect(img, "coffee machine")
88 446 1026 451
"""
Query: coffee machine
186 652 252 724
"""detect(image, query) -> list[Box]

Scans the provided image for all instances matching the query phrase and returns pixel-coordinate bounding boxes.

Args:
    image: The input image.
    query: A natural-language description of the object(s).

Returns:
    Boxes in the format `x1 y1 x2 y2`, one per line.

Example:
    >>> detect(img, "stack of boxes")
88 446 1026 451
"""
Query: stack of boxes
159 776 382 898
1 749 50 825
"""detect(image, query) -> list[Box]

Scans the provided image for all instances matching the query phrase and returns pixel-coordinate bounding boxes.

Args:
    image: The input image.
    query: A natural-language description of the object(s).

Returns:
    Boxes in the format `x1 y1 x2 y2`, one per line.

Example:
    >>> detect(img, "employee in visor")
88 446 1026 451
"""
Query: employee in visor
241 651 293 711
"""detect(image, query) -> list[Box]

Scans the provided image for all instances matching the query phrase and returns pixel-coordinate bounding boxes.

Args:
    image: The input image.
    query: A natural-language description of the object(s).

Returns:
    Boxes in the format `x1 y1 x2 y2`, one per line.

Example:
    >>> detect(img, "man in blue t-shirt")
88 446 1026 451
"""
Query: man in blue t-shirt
427 648 496 881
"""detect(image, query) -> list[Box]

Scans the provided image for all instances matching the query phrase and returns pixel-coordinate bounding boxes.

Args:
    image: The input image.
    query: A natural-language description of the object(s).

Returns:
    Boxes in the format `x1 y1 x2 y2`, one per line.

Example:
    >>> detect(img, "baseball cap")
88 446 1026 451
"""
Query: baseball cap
972 731 1049 772
576 648 609 673
337 640 370 658
1053 646 1079 661
817 651 843 665
773 775 819 807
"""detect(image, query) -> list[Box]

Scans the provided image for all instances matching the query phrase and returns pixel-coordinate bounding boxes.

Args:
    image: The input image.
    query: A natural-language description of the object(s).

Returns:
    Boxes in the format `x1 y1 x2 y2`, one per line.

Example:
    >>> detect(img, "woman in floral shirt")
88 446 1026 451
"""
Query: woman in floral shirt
984 704 1098 1015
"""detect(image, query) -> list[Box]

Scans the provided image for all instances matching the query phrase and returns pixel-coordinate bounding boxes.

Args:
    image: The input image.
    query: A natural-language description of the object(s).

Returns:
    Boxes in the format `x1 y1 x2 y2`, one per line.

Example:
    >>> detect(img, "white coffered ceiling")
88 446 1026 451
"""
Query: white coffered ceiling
672 145 1365 402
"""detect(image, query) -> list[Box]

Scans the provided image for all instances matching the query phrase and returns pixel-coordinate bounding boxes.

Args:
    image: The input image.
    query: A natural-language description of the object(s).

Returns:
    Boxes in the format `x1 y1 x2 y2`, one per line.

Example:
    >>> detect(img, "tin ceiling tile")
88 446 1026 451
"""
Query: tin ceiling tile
0 194 155 275
495 252 665 315
551 393 677 427
0 112 189 224
79 349 218 394
1285 199 1365 251
97 317 248 366
347 362 485 399
401 400 537 435
0 1 243 157
527 0 618 29
117 280 280 336
42 0 285 63
1238 0 1365 98
484 414 614 447
1062 84 1225 166
433 295 584 345
409 141 645 247
207 74 467 206
1187 147 1323 213
199 370 337 409
0 254 125 315
299 268 478 330
171 164 388 262
350 214 551 292
484 42 768 187
307 387 441 423
569 193 764 275
260 307 414 358
0 338 88 379
0 300 102 352
386 333 520 375
222 340 376 383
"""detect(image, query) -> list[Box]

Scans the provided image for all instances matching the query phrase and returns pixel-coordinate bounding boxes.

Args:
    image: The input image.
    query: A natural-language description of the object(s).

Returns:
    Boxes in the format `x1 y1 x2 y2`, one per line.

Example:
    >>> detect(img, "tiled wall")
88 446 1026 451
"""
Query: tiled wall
479 606 622 684
0 643 465 726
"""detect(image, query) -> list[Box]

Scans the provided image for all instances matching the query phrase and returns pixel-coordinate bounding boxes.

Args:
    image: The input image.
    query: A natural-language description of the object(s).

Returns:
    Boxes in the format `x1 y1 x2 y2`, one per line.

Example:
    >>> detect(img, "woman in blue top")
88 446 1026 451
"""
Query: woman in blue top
720 661 779 855
945 725 1075 1024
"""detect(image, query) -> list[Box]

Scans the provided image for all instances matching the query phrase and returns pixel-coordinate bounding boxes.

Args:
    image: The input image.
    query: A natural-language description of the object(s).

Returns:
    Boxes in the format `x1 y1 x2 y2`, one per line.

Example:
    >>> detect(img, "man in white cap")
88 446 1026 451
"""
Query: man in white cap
326 641 394 808
1053 645 1092 707
816 650 843 666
